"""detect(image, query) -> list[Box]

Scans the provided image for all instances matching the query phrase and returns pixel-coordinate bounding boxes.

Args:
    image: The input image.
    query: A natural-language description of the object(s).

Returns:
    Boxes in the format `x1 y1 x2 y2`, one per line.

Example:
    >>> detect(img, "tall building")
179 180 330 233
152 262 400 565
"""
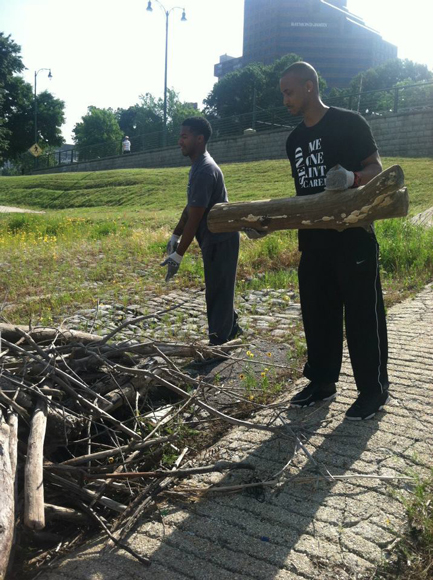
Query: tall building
214 0 397 88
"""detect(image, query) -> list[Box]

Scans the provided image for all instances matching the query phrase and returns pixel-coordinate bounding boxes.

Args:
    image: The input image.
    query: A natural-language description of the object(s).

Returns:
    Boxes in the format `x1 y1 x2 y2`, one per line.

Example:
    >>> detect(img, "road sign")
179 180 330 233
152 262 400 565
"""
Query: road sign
29 143 43 157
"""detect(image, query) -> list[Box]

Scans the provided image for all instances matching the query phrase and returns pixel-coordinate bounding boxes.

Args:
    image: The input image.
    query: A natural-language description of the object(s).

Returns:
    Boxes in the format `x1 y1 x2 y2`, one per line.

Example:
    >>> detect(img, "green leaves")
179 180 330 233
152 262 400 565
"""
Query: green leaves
203 54 310 118
73 107 124 161
0 32 65 164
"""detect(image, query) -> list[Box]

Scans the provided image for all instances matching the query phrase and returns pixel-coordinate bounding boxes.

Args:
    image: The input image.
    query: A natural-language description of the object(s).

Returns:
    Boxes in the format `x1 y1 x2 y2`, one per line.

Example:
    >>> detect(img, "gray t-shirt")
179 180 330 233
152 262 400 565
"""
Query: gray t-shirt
187 152 237 248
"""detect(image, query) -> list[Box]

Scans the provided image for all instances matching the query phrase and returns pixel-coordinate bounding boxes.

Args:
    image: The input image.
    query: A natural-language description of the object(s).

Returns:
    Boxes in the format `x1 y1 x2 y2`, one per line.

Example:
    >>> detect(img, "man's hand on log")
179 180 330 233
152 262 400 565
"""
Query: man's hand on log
243 228 268 240
325 165 356 190
166 234 180 255
160 252 182 282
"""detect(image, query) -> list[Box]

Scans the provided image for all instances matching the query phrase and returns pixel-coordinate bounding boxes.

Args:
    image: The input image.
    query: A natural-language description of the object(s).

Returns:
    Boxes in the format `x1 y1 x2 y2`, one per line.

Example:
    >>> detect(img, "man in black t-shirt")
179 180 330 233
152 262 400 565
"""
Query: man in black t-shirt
161 117 241 346
281 62 389 420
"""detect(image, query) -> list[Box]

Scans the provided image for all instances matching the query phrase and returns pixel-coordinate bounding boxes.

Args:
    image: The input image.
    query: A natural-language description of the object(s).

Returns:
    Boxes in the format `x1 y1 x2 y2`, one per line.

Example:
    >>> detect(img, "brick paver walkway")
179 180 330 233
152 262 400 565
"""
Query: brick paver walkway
39 284 433 580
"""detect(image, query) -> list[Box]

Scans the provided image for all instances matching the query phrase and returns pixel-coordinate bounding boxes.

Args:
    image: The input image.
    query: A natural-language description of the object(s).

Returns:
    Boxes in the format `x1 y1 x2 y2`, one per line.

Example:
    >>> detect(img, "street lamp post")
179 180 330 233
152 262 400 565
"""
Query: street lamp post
34 68 52 146
146 0 186 147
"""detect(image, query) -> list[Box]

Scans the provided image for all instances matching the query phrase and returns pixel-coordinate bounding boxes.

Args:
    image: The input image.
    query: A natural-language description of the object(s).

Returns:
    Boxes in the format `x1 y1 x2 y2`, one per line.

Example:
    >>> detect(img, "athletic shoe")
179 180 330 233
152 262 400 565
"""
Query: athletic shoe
345 390 390 421
290 382 337 408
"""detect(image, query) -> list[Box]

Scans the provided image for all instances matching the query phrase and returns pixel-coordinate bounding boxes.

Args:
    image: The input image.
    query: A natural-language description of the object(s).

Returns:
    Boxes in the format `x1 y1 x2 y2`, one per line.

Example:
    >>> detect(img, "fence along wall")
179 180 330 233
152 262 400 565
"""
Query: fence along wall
35 109 433 175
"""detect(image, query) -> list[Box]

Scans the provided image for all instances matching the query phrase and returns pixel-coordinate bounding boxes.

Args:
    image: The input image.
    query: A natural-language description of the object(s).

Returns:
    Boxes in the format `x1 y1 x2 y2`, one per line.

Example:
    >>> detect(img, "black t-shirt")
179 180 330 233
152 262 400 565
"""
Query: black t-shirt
286 107 378 251
188 152 237 248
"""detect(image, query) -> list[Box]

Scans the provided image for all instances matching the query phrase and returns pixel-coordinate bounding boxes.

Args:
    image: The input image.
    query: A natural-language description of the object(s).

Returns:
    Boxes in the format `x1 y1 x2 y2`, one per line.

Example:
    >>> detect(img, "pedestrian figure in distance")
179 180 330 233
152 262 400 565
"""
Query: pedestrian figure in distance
122 136 131 154
279 62 389 420
161 117 242 347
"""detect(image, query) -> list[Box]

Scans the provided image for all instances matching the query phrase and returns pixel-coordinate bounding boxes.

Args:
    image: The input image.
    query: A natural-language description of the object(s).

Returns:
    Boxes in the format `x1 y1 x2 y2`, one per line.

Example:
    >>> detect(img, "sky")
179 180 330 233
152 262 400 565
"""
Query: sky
1 0 431 143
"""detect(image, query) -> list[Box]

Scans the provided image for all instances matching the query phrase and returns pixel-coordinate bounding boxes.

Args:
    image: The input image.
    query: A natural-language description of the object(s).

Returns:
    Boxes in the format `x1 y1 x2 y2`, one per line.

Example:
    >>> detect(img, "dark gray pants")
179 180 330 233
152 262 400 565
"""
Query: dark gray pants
201 233 240 345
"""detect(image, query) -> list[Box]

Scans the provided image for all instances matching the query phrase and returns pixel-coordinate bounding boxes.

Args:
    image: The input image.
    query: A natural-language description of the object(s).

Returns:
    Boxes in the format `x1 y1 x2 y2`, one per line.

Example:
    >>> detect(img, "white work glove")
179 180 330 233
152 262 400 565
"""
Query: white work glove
160 252 182 282
325 165 355 191
243 228 268 239
166 234 180 255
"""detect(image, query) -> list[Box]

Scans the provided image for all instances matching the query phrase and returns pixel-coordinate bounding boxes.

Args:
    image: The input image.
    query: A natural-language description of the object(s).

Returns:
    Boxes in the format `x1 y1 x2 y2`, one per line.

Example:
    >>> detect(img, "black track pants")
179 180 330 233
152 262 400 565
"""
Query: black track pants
201 233 240 345
298 235 388 395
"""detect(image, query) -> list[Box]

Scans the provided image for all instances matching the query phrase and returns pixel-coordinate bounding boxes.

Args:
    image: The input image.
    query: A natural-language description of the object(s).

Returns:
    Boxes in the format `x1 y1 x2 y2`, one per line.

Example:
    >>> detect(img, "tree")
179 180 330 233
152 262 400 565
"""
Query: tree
203 54 327 136
203 63 267 119
0 33 25 161
328 58 433 115
73 106 124 160
0 32 65 164
116 89 201 149
350 59 432 93
0 88 8 156
4 79 65 159
203 54 327 119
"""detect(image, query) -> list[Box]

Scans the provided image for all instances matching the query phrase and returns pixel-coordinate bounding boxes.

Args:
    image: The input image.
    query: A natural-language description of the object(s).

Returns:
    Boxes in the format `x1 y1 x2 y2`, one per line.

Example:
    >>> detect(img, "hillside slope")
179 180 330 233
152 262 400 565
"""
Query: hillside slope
0 158 431 214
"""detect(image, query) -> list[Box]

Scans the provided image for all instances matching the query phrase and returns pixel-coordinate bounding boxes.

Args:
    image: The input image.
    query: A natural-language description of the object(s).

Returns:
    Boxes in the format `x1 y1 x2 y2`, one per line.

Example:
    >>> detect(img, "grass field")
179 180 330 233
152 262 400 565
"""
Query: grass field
0 157 432 323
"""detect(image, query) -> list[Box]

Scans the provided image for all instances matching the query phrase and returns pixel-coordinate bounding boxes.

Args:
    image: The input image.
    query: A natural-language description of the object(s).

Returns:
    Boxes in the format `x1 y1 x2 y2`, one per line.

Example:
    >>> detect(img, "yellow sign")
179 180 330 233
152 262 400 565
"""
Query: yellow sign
29 143 43 157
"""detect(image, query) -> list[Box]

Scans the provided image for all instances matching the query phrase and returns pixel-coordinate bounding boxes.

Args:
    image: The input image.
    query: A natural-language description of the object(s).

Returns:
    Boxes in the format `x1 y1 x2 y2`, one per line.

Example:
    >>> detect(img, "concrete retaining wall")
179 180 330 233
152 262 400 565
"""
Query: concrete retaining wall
35 108 433 175
369 109 433 157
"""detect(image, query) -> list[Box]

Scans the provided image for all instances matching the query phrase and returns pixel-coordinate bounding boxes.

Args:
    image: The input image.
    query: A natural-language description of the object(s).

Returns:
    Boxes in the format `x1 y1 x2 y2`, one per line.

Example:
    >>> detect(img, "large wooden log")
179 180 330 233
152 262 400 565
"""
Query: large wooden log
24 396 50 530
207 165 408 233
0 414 15 580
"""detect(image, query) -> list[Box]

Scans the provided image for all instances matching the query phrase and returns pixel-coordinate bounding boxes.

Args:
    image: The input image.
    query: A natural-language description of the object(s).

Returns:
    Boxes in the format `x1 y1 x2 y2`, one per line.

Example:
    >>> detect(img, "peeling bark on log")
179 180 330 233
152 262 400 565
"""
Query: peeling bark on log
24 397 50 530
0 416 15 580
207 165 408 233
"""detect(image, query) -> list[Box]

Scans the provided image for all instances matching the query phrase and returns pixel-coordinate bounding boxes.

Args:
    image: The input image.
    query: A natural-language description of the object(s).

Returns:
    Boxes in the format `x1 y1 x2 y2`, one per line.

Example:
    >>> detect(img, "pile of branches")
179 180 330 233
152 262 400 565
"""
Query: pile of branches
0 314 257 578
1 311 403 579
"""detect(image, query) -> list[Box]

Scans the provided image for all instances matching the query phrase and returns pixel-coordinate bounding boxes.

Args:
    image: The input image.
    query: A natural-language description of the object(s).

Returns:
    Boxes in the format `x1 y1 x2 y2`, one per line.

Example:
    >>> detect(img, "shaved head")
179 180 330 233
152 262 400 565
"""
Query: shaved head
281 62 319 93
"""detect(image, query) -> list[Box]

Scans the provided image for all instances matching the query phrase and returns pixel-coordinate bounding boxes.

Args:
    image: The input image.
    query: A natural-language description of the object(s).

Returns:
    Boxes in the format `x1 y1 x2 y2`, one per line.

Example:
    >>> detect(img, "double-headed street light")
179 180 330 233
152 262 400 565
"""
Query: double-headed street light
34 68 52 146
146 0 187 146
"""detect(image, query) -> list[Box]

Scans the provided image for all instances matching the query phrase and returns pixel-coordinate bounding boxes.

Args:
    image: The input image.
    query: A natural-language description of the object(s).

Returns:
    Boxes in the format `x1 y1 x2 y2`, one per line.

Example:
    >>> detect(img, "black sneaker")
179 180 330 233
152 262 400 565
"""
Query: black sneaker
290 382 337 408
345 390 390 421
228 323 244 341
209 324 244 346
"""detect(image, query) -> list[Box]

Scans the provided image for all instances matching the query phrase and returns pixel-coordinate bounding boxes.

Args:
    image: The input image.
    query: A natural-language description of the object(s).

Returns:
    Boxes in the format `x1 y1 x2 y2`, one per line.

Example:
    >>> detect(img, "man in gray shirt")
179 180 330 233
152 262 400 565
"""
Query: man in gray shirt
162 117 241 346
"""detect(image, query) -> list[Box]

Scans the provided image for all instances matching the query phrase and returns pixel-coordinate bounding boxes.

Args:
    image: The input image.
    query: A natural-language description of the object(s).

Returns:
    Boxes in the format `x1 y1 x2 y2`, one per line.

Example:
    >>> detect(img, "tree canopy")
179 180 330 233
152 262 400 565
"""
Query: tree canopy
349 58 433 93
203 54 327 119
328 58 433 115
0 32 65 164
73 107 124 160
116 89 201 146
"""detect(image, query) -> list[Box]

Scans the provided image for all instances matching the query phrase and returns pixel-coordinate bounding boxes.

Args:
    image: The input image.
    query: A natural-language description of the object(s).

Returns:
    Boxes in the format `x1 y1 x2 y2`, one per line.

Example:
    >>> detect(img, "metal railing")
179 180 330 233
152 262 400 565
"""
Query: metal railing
34 81 433 171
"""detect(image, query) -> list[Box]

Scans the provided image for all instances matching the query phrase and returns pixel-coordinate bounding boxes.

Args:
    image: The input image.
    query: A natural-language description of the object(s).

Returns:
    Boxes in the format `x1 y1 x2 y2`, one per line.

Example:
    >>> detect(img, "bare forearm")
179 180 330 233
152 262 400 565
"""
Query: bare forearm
358 163 382 185
176 207 206 256
173 206 189 236
176 220 199 256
